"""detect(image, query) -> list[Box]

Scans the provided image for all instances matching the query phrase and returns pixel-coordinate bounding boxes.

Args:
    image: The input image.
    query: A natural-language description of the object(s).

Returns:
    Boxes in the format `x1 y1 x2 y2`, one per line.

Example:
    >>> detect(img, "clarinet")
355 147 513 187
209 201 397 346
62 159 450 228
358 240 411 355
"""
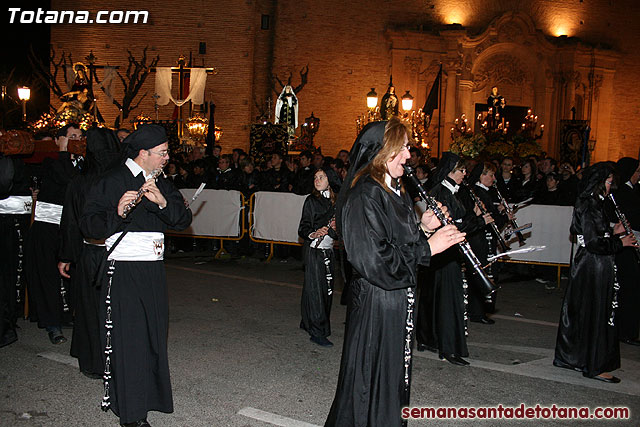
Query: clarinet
609 193 640 262
493 183 526 246
121 168 165 218
403 165 498 297
462 181 510 252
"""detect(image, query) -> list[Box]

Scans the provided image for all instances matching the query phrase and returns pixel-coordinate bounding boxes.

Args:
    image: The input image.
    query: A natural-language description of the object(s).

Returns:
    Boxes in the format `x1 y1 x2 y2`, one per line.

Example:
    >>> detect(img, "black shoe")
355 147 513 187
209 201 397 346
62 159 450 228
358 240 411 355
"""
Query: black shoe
310 336 333 347
552 359 582 372
48 330 67 345
470 316 495 325
416 343 437 353
121 420 151 427
585 373 621 384
621 338 640 346
440 353 469 366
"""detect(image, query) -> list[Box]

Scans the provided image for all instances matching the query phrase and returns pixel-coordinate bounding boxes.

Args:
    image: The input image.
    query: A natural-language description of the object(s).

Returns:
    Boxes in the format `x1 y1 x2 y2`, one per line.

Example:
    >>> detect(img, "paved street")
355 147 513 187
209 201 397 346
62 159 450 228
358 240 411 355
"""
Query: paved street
1 255 639 426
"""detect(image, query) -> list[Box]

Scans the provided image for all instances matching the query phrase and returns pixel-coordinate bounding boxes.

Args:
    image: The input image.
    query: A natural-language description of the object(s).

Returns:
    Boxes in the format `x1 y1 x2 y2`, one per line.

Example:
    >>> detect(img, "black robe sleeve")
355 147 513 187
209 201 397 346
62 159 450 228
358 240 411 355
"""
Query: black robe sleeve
342 179 431 291
571 197 623 255
58 178 86 263
80 166 192 240
298 195 335 241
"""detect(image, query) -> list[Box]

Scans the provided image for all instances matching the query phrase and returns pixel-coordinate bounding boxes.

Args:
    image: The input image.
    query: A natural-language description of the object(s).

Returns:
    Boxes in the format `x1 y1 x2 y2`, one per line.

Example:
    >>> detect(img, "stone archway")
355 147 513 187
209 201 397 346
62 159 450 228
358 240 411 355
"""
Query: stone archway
388 11 618 159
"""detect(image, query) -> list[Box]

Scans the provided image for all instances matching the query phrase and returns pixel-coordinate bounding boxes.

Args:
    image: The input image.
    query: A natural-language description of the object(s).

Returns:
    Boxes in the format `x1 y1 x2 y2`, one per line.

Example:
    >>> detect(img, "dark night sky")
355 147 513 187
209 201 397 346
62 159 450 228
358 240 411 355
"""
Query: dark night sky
1 1 52 128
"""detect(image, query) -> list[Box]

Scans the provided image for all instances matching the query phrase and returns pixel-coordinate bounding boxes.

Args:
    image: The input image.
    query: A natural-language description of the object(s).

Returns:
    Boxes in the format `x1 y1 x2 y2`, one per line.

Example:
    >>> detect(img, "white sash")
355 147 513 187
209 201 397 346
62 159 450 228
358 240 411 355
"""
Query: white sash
106 232 164 261
34 201 63 225
0 195 32 215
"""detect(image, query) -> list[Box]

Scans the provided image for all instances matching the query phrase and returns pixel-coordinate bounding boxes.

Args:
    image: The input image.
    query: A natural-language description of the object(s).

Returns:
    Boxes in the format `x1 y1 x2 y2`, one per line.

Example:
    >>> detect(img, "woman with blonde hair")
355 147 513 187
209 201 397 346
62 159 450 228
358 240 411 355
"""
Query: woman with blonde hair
325 119 465 427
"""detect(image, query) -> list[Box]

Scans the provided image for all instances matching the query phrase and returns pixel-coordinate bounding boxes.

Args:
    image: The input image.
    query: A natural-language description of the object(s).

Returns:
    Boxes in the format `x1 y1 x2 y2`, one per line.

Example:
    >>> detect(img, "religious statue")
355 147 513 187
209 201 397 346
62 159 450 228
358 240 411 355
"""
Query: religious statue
275 85 298 139
380 77 399 120
487 85 506 118
57 62 94 114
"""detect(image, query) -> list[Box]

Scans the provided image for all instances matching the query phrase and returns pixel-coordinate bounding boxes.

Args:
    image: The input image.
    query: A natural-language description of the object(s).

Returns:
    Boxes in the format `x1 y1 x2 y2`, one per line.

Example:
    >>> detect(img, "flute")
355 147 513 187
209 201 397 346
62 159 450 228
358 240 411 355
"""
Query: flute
462 181 510 252
403 165 498 297
609 193 640 263
121 168 165 218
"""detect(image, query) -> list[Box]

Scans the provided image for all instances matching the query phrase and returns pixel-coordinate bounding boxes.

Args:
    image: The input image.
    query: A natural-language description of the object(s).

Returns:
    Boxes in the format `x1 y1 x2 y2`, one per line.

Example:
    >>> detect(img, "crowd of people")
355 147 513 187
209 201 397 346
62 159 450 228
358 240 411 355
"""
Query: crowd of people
163 144 351 198
1 119 639 427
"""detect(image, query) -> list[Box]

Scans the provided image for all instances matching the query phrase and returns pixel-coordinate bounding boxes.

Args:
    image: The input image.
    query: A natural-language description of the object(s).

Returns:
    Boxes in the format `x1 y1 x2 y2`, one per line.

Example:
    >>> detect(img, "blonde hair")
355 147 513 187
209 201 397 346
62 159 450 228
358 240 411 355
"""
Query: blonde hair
352 118 410 192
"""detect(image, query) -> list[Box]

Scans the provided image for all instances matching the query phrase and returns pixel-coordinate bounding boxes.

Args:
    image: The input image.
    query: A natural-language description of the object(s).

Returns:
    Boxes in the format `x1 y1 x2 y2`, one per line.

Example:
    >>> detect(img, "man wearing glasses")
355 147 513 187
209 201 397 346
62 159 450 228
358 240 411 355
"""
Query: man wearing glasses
80 125 192 427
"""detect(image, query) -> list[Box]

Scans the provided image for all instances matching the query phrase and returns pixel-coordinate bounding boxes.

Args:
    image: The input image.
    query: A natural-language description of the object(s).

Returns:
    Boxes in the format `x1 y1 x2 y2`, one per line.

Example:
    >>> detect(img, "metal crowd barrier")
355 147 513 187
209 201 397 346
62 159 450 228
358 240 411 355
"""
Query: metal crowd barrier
166 189 247 259
248 192 305 262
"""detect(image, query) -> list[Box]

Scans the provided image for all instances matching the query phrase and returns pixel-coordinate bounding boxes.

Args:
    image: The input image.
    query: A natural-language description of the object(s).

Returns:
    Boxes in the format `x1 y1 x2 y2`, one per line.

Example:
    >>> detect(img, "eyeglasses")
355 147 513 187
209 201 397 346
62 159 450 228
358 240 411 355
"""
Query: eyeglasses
605 180 613 185
148 149 170 157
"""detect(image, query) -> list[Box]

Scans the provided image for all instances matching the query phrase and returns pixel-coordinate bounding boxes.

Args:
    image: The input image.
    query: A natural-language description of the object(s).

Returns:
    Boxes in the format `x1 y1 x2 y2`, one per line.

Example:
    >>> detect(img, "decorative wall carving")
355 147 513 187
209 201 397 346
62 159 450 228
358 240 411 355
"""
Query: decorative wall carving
403 56 422 74
473 54 530 92
498 22 525 44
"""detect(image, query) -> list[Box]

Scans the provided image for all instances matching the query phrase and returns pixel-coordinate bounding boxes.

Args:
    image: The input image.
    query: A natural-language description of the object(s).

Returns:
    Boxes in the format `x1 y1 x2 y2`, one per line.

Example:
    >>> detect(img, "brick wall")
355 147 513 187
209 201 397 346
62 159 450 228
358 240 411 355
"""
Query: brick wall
49 0 640 160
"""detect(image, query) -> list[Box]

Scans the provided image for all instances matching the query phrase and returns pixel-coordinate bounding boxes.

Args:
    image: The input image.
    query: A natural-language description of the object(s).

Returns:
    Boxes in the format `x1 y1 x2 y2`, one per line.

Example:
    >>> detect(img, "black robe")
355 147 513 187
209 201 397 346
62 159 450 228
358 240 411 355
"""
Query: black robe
457 183 505 319
554 195 622 377
0 158 31 347
80 163 192 424
612 183 640 341
416 178 483 356
59 174 106 376
25 152 79 328
298 193 336 339
326 177 431 427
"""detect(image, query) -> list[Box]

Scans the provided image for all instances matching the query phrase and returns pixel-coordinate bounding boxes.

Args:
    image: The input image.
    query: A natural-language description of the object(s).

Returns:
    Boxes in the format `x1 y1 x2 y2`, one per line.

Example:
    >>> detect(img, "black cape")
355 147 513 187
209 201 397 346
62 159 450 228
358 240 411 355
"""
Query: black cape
325 177 431 427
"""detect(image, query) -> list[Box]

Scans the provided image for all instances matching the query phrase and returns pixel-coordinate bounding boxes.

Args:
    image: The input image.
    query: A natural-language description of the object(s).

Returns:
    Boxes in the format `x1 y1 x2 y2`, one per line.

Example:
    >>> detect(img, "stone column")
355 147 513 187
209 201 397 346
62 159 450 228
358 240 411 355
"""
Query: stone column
458 79 475 119
438 67 457 155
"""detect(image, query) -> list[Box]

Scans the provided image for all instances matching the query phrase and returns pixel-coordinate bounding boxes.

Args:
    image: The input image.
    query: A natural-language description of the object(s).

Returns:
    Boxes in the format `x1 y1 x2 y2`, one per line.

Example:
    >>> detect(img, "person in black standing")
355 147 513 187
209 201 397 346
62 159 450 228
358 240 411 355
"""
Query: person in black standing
292 150 316 195
325 119 465 427
58 127 121 378
298 169 337 347
80 125 192 426
25 124 83 345
554 162 637 383
0 151 33 347
459 162 507 324
512 158 539 203
261 152 292 192
215 154 241 191
415 152 485 366
612 157 640 346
